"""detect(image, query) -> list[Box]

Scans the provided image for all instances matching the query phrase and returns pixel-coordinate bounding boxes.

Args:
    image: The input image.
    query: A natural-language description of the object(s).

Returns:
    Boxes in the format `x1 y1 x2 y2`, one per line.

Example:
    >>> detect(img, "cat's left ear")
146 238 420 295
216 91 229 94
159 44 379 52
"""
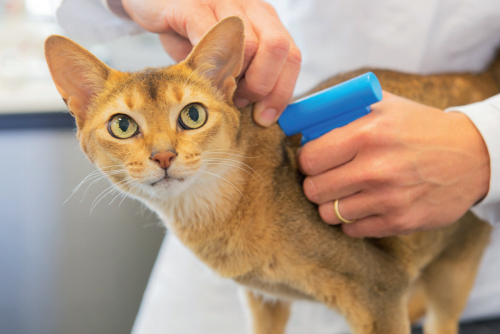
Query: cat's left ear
183 16 245 101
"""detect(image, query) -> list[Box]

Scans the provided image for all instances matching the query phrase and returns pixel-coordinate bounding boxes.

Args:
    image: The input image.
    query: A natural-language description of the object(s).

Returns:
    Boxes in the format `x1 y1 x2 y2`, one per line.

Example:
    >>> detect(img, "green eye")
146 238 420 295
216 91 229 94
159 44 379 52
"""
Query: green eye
179 103 207 130
108 114 139 139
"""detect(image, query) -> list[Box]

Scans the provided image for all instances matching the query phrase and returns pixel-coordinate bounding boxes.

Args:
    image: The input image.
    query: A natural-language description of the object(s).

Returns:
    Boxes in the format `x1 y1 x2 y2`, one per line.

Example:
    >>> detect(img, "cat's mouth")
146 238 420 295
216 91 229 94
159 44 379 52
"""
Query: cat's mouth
150 175 184 187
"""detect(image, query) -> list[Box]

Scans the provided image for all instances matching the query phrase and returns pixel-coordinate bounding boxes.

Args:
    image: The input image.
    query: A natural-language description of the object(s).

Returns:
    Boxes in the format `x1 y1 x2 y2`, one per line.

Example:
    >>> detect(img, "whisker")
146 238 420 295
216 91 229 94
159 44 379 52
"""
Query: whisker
90 179 129 214
119 181 146 209
69 165 124 191
91 182 121 213
204 162 258 180
92 178 129 208
118 193 129 208
76 169 123 188
66 173 113 205
203 149 260 158
203 158 264 180
108 180 135 205
78 171 124 204
64 167 125 204
109 191 124 206
201 170 248 205
118 182 140 209
203 151 260 159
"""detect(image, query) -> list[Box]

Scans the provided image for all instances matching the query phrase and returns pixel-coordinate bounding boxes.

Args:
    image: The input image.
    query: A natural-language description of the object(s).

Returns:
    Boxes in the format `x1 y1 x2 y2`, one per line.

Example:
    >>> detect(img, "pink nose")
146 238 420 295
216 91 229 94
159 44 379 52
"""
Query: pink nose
151 151 177 169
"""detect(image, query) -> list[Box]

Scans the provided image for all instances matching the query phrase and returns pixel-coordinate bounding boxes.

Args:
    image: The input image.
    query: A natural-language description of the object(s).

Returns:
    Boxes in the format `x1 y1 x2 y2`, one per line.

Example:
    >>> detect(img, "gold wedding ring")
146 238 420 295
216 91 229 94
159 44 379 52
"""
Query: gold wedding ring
334 199 356 224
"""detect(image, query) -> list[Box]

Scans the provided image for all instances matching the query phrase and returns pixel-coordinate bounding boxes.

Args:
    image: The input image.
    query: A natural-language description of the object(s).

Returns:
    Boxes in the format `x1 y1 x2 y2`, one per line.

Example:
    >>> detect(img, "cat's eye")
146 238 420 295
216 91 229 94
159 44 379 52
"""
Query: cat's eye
108 114 139 139
179 103 207 130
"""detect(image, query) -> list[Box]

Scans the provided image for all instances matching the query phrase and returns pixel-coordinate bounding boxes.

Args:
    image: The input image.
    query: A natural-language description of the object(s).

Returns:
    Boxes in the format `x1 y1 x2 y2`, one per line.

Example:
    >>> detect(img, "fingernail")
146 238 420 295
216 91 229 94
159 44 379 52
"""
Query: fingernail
234 98 249 108
258 108 277 127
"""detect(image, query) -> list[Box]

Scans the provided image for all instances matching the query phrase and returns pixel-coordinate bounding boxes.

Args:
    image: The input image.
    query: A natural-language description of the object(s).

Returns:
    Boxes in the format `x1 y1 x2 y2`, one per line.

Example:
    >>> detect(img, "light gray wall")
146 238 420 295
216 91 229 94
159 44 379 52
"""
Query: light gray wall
0 129 164 334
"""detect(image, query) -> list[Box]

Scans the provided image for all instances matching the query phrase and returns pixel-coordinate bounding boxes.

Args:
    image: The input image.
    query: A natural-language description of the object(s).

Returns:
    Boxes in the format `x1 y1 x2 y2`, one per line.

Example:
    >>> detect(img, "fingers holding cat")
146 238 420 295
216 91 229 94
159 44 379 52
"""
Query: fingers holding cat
232 2 301 126
121 0 301 127
298 92 491 238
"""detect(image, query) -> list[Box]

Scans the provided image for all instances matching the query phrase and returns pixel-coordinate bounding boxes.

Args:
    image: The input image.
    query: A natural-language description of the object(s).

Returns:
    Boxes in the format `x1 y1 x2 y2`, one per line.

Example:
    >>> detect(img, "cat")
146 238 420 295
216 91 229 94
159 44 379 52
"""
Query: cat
45 16 496 334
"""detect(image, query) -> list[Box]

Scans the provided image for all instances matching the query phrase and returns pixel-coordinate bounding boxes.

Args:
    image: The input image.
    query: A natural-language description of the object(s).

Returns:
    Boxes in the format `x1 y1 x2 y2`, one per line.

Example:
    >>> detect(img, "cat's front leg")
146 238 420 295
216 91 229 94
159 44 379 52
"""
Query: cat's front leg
244 289 291 334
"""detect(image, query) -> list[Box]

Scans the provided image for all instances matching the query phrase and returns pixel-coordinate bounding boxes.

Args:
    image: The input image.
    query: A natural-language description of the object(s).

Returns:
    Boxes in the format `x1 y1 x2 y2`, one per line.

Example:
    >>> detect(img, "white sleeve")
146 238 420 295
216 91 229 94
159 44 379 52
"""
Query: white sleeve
56 0 144 41
446 94 500 225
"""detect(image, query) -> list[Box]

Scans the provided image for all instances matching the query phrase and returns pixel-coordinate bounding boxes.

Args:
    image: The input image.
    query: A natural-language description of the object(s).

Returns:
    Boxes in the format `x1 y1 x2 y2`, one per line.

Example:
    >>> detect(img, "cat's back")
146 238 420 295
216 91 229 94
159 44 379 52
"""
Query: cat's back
311 67 500 109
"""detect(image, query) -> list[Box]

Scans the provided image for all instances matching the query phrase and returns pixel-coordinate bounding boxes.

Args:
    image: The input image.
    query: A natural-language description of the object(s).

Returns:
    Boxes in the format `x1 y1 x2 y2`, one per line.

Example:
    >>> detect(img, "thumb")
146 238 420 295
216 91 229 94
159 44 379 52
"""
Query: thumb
176 8 218 46
158 33 194 63
158 8 218 62
252 54 300 127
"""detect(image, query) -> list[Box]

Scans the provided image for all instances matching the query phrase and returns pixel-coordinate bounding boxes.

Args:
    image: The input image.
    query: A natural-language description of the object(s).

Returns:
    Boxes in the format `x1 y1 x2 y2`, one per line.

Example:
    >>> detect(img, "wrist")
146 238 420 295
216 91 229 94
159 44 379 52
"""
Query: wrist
446 111 490 204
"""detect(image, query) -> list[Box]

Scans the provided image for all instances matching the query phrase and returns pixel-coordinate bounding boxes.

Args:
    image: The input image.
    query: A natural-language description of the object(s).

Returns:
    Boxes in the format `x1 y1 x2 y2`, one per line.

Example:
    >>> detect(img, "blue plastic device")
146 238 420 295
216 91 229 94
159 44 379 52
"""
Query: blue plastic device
278 72 383 144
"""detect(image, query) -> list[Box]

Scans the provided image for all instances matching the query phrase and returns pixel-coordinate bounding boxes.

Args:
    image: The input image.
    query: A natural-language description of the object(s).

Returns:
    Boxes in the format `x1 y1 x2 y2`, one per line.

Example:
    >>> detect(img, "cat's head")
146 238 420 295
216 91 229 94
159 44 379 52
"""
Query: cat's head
45 17 247 202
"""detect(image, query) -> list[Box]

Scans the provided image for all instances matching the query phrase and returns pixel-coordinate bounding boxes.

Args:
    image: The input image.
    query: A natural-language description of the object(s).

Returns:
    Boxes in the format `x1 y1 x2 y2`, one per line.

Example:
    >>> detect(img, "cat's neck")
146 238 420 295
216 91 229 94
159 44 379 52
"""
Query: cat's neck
149 164 248 226
146 159 261 277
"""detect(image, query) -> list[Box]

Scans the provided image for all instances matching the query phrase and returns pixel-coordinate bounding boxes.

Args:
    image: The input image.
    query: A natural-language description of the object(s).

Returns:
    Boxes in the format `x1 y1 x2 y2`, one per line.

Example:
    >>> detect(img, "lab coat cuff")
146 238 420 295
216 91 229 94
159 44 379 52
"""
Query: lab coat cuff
446 94 500 223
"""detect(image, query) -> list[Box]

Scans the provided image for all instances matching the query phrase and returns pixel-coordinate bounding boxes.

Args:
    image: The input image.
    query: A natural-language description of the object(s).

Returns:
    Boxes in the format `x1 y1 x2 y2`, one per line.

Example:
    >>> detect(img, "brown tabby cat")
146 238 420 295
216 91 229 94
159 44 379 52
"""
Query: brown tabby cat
45 16 496 334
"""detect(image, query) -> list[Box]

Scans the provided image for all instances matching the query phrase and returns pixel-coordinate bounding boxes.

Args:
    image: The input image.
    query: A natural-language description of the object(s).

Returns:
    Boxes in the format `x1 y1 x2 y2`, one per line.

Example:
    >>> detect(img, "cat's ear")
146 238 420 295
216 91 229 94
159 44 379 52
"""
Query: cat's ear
183 16 245 101
44 35 112 124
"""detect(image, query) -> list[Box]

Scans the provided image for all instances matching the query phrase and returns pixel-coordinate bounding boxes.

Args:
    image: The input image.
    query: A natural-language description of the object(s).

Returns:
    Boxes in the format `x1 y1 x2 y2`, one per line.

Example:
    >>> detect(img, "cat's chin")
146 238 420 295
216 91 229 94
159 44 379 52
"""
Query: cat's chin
149 176 186 196
143 175 193 200
150 176 184 187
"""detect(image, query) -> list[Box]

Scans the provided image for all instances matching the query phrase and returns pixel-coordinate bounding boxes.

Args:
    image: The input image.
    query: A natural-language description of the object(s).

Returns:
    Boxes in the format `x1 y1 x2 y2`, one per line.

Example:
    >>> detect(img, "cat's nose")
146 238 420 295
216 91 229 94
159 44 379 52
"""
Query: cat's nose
151 151 177 169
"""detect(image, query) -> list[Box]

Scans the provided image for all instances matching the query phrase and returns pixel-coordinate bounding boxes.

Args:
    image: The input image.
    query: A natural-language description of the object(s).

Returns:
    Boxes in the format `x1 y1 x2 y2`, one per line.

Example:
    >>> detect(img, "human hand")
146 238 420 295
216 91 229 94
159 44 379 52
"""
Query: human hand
121 0 301 127
297 92 491 238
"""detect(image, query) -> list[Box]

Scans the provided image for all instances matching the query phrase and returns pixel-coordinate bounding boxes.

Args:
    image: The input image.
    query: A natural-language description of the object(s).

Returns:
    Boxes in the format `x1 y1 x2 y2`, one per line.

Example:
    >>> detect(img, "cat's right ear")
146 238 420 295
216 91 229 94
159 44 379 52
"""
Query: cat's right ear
44 35 112 125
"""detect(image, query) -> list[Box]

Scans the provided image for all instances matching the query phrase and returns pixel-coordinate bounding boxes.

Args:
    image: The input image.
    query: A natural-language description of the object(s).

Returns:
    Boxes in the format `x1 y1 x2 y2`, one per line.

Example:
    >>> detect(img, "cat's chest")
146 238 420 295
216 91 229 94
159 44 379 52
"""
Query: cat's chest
160 215 259 278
